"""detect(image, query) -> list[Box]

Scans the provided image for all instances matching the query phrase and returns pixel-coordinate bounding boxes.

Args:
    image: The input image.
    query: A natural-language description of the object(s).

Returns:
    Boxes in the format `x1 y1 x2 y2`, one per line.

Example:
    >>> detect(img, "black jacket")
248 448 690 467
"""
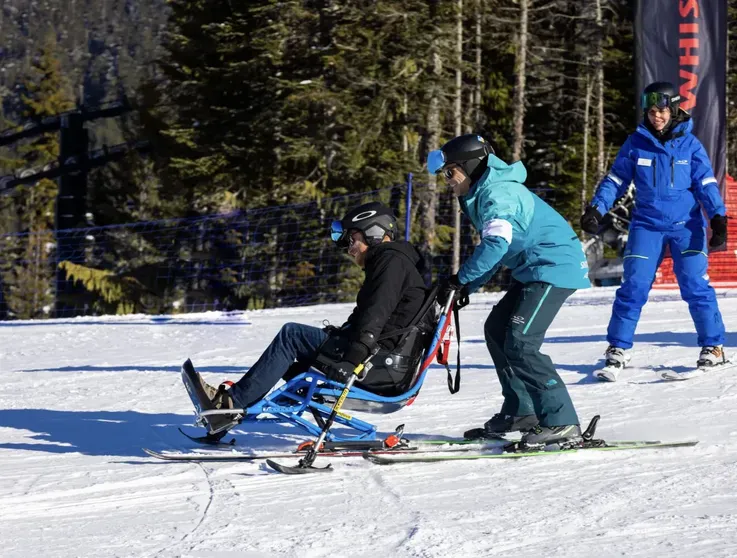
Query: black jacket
341 241 428 364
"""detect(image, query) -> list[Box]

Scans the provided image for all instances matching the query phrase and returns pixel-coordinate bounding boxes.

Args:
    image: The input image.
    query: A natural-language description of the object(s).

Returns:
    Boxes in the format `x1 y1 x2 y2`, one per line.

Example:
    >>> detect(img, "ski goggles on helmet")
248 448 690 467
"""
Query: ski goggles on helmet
427 149 446 174
330 220 349 247
641 91 680 111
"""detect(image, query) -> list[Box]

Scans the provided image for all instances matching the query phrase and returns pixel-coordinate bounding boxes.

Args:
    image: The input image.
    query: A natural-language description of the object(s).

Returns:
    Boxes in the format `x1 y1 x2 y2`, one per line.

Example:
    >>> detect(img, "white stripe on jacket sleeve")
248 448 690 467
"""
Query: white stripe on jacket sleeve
481 219 513 243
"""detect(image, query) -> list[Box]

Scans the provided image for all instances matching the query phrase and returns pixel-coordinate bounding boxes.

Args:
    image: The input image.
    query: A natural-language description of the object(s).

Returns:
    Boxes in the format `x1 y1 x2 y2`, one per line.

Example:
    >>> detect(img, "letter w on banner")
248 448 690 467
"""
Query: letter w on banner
635 0 727 205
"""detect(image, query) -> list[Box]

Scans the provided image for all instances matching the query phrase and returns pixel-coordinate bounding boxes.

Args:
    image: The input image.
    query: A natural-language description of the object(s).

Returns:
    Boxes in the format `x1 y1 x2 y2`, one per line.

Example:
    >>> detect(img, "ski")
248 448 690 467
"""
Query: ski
363 440 699 465
658 356 737 381
142 441 505 462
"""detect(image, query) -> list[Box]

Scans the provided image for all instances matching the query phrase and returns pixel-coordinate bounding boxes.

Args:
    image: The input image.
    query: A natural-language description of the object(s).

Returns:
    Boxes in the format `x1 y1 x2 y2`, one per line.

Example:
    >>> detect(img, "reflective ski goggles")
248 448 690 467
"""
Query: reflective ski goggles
641 91 680 111
330 220 349 247
427 149 446 174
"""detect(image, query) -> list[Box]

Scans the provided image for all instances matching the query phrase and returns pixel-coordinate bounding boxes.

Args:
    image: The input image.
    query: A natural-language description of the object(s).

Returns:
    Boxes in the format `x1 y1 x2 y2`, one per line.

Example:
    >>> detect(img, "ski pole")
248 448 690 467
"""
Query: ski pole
298 347 381 469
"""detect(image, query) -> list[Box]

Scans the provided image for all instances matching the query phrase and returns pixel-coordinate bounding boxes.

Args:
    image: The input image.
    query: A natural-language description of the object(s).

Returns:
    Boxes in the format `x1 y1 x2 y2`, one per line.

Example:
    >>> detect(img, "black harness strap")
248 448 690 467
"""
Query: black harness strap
442 304 461 394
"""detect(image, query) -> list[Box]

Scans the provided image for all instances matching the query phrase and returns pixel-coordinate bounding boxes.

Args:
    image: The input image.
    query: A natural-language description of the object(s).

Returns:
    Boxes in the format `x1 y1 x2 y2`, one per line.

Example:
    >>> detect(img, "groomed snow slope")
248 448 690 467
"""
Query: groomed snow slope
2 288 737 558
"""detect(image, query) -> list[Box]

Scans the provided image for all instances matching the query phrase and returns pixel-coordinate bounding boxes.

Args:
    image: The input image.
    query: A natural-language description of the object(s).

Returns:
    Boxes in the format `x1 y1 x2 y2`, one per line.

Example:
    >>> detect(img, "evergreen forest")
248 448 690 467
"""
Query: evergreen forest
1 0 736 318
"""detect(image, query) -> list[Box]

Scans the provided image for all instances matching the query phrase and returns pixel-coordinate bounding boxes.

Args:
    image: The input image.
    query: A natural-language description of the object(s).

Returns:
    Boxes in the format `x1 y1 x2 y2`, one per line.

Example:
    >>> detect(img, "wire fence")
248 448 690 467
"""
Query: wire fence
2 179 530 320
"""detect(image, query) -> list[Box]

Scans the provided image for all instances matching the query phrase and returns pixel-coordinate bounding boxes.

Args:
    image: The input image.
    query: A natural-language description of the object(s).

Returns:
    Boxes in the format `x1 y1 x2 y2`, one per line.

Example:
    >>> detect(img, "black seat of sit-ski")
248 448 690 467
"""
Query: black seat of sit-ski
364 283 441 392
315 284 442 413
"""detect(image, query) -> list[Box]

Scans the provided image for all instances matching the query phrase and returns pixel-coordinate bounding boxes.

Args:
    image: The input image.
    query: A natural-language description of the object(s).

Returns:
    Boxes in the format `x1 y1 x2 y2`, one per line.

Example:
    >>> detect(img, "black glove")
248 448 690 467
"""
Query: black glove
440 274 469 307
580 205 603 234
709 214 728 248
324 360 357 384
323 339 369 384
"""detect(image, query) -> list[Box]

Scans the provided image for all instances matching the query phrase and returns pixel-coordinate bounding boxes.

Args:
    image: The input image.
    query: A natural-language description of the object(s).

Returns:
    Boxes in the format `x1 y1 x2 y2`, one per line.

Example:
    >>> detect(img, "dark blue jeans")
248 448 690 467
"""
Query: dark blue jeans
229 322 328 409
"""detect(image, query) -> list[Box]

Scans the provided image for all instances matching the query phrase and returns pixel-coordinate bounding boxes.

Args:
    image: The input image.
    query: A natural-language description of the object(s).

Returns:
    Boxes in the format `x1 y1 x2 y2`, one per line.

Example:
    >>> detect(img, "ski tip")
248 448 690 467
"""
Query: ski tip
143 448 172 460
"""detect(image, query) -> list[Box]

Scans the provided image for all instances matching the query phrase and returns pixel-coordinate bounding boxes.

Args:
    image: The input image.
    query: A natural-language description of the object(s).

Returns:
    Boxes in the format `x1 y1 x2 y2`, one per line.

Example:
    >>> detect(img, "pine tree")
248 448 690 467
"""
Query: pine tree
1 34 75 319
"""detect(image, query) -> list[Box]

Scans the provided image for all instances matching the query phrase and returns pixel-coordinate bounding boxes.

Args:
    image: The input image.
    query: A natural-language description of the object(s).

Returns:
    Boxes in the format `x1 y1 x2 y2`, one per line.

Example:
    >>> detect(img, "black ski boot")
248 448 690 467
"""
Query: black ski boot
464 413 539 440
519 424 583 450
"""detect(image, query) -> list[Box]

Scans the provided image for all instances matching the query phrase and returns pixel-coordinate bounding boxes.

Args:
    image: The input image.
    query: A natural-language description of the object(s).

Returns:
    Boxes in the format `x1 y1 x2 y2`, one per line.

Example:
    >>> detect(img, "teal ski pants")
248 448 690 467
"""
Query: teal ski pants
483 281 579 427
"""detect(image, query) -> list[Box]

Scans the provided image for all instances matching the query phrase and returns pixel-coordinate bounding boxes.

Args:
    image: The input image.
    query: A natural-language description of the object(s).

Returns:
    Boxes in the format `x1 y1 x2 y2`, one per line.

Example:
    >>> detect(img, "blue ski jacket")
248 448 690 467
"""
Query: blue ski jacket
591 117 725 230
457 154 590 292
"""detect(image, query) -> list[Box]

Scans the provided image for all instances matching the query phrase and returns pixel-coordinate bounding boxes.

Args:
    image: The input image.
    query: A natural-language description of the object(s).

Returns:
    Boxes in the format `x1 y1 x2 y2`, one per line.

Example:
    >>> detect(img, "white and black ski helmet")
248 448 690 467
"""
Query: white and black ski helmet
332 201 397 247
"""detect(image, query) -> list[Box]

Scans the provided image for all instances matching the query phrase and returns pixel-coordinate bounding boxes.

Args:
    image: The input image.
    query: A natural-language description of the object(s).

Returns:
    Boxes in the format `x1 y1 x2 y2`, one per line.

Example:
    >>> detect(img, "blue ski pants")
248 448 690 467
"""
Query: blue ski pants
607 220 725 349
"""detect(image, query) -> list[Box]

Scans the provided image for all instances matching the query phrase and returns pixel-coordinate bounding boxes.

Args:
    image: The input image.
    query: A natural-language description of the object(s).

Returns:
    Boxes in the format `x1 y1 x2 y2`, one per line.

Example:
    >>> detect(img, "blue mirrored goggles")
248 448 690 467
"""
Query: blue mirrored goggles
642 92 674 111
330 220 349 247
427 149 446 174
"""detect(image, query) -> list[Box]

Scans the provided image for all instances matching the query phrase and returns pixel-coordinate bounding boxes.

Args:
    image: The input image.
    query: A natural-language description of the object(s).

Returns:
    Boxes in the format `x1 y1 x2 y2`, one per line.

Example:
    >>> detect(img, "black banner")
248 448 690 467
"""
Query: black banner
635 0 727 197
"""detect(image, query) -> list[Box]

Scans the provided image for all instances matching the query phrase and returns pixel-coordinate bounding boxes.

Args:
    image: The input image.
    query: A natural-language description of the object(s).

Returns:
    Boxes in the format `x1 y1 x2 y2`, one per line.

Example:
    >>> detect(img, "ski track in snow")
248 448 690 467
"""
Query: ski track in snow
3 288 737 557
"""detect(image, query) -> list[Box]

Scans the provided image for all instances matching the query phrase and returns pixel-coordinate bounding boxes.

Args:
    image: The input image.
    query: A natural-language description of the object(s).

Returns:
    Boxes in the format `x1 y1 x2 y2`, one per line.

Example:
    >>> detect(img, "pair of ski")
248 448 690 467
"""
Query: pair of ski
594 354 736 382
144 416 698 468
144 438 698 465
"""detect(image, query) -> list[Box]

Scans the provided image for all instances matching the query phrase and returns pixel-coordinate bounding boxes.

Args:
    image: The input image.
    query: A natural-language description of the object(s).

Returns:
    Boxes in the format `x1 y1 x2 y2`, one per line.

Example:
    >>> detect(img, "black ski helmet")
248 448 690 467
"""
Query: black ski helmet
331 201 397 247
641 81 682 114
434 134 494 184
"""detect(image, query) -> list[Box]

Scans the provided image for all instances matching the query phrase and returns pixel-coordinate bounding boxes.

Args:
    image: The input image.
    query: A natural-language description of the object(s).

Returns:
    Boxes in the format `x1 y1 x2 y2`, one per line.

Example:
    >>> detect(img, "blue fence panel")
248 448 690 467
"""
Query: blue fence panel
0 179 567 320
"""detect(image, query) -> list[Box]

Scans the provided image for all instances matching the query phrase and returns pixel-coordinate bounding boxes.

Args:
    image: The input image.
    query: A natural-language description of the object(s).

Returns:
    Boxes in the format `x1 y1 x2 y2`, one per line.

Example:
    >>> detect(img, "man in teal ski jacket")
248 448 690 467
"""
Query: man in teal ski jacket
428 134 590 449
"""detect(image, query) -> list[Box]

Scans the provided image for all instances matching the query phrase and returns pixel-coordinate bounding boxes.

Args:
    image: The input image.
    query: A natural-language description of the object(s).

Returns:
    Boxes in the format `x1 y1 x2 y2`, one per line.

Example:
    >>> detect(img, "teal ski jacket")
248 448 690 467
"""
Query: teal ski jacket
457 154 590 292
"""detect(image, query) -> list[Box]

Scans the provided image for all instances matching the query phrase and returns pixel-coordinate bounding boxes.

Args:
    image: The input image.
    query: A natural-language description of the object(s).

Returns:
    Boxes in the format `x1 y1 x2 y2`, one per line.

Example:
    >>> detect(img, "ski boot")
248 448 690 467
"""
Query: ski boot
594 345 631 382
518 424 583 451
199 381 237 434
181 359 240 436
697 345 726 368
463 413 539 440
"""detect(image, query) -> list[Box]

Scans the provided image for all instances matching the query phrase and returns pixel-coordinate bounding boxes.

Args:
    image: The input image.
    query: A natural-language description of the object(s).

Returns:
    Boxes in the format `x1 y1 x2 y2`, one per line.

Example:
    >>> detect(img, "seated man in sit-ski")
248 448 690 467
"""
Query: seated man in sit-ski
187 202 430 435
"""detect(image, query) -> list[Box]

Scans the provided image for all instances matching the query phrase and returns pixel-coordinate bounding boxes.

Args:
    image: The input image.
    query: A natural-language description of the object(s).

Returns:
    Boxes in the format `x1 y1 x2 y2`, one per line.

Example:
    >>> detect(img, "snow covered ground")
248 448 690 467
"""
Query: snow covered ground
3 287 737 558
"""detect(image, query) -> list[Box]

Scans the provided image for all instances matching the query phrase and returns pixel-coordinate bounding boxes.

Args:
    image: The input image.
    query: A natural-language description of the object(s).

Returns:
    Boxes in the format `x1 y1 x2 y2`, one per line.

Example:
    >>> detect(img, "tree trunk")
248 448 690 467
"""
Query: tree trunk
582 68 593 220
511 0 529 162
420 48 443 269
595 0 605 181
474 0 482 130
452 0 463 273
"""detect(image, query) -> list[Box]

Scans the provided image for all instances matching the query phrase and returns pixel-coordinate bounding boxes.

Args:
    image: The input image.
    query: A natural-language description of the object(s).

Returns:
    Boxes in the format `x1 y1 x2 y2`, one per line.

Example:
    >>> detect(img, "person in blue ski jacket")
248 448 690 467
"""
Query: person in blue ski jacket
581 81 728 378
428 134 590 449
